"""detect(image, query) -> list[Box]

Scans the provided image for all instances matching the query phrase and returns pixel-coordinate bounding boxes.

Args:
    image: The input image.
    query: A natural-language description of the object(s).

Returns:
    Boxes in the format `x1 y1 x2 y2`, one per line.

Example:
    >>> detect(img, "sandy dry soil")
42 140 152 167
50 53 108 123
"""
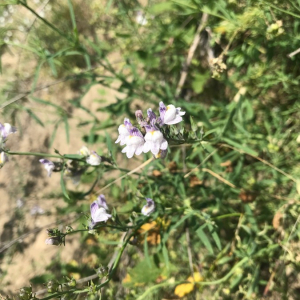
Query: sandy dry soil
0 51 124 295
0 0 153 295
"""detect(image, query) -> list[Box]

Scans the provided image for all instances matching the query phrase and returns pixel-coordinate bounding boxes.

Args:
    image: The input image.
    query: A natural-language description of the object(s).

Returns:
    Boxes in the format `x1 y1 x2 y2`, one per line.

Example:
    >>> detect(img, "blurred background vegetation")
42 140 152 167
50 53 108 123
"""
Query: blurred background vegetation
1 0 300 299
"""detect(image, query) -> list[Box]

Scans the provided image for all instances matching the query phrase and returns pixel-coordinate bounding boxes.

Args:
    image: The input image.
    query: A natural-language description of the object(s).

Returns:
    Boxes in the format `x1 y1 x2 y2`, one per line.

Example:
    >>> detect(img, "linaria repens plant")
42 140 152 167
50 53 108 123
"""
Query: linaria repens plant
2 1 300 299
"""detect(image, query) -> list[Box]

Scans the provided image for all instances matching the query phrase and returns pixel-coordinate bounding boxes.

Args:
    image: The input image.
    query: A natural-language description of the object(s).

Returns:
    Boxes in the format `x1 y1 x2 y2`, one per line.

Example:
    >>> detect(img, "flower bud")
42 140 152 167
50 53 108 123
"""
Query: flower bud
19 286 32 300
65 225 73 233
66 277 76 287
135 110 145 124
47 280 59 293
96 265 109 278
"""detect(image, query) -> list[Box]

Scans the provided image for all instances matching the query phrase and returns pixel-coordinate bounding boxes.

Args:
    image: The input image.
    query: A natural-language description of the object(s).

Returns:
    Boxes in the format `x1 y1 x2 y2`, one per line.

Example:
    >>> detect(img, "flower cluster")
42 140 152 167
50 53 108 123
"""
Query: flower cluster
0 122 17 167
115 102 185 158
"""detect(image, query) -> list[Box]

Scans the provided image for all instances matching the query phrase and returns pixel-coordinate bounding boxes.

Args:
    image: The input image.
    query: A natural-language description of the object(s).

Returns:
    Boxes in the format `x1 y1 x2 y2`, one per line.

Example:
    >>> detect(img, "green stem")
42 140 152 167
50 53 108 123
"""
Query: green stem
6 150 62 159
5 150 85 162
18 0 74 43
39 220 147 299
136 257 249 299
136 280 183 300
262 1 300 19
64 225 135 236
199 257 249 285
213 213 241 220
96 224 143 291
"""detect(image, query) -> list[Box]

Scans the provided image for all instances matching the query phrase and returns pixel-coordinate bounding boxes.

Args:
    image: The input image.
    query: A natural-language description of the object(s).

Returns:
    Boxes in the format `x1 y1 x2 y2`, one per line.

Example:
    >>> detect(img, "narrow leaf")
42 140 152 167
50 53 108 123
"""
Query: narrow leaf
143 233 151 268
60 166 70 200
24 108 44 127
63 116 70 144
196 226 214 254
208 224 221 250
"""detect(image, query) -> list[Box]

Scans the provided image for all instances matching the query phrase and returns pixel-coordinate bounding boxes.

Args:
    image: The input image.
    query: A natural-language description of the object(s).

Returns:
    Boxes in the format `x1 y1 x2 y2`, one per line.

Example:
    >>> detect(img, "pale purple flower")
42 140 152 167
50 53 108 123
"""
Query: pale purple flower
86 151 101 166
39 159 55 177
90 195 112 228
115 118 133 146
143 126 168 155
0 122 17 139
0 151 8 165
141 198 155 216
121 127 145 158
159 102 185 125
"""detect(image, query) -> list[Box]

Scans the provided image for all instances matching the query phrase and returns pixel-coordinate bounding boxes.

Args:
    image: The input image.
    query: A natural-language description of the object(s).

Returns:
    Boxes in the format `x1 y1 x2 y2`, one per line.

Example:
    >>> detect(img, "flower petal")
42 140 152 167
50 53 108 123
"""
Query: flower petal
135 145 144 155
160 139 168 150
165 115 182 125
126 145 136 158
92 207 112 223
151 142 160 155
143 142 151 153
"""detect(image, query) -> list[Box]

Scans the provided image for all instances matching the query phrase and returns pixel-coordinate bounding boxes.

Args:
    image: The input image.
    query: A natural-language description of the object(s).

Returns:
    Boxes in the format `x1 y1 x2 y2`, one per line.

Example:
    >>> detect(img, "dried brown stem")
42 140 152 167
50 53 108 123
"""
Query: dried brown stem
175 13 209 97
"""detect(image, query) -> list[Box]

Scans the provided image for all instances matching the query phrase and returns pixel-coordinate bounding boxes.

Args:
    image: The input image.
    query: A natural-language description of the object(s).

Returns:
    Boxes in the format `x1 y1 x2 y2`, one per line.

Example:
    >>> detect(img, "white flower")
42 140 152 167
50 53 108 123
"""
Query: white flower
121 127 145 158
136 11 147 25
79 145 90 157
141 198 155 216
8 5 14 13
16 198 24 208
159 102 185 125
86 151 101 166
39 159 55 177
0 151 8 165
143 128 168 155
115 118 132 146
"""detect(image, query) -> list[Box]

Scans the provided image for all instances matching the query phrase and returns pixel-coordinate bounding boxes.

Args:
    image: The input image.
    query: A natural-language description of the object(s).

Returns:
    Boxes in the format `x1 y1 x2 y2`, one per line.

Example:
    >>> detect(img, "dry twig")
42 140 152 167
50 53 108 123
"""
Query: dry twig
175 13 209 97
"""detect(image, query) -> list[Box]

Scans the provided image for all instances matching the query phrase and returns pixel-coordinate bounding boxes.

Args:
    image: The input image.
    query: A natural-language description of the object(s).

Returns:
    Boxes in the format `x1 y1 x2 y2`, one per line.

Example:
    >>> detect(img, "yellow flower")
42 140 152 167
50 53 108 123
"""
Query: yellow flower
174 272 203 298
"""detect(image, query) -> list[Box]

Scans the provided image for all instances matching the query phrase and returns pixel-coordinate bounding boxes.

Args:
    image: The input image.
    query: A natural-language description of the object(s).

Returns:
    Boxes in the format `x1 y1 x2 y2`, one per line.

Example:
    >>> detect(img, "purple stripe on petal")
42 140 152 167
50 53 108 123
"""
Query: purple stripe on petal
159 101 166 123
96 194 108 210
90 201 99 219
